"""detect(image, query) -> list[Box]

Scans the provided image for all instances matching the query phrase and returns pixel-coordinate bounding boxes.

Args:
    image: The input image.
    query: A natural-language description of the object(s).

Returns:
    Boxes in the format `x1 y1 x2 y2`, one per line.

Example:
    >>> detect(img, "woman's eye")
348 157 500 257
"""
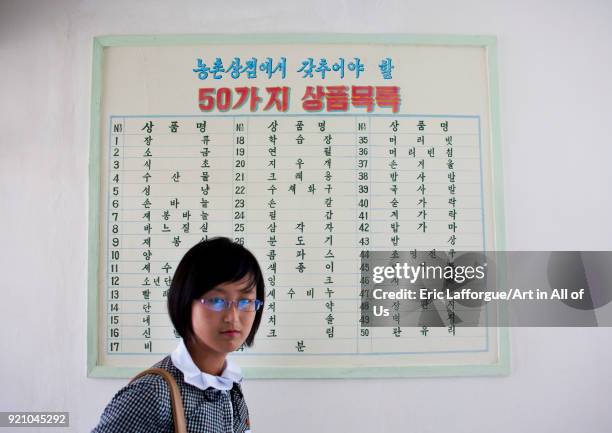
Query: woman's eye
210 298 226 306
236 299 252 308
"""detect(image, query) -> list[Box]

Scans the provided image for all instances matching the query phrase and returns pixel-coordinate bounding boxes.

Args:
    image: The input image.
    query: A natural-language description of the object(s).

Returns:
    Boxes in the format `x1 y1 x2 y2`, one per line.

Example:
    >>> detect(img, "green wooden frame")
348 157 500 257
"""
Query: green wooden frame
88 34 509 379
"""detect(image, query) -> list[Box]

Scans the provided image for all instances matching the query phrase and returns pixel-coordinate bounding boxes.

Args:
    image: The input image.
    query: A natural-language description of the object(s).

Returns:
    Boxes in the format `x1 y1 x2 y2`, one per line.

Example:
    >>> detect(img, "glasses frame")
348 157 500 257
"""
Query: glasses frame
198 297 263 312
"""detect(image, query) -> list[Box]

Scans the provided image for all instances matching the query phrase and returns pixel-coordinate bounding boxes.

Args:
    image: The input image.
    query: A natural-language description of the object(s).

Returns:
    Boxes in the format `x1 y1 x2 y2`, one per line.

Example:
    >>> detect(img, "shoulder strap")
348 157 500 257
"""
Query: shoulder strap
130 367 187 433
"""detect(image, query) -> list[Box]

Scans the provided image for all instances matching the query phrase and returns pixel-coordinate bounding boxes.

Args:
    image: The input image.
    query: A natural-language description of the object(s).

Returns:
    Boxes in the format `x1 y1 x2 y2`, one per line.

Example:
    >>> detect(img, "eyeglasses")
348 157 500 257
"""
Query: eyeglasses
199 297 263 312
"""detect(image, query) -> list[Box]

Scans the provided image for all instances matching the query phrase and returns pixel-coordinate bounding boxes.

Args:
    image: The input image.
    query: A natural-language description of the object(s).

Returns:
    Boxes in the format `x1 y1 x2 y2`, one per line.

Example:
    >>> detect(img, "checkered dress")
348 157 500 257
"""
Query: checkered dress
92 356 251 433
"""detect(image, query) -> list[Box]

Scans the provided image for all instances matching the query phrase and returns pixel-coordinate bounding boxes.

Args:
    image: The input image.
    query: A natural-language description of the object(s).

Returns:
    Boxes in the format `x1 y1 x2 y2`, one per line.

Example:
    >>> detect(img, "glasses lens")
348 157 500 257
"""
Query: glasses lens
207 297 227 311
237 299 254 311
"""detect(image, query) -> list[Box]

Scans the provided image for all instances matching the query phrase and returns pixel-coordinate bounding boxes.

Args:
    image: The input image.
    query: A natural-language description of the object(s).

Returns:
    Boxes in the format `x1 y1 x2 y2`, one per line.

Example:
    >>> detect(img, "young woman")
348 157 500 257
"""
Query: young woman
92 237 264 433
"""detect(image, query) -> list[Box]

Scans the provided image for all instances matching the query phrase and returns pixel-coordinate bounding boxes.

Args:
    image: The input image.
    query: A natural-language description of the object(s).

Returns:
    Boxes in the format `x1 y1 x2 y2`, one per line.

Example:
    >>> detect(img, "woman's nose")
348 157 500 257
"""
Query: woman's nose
223 302 240 321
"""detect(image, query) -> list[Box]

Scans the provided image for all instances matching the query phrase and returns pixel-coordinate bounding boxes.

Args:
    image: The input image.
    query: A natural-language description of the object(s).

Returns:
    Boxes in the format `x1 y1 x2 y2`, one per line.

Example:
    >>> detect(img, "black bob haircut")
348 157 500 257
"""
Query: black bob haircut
167 237 265 347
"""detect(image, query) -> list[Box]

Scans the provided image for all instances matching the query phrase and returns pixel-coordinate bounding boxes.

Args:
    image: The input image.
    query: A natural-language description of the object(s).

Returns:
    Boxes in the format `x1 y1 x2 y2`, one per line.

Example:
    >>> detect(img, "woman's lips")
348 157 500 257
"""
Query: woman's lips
221 330 241 337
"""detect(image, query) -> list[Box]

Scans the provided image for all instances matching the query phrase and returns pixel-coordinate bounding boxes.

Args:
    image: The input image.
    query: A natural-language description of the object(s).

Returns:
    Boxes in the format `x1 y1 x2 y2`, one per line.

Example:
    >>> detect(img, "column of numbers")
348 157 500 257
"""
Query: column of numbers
233 120 247 245
108 118 124 353
356 118 371 346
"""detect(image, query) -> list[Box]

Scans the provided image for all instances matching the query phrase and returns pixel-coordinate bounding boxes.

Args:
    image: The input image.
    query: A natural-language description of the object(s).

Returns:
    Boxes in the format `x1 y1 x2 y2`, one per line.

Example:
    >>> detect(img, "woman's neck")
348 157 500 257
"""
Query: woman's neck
185 339 226 376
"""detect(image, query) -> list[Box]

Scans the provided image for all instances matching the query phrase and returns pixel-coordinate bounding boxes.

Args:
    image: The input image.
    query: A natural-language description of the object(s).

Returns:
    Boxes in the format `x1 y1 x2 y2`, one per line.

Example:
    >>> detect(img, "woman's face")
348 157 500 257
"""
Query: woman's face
190 274 258 356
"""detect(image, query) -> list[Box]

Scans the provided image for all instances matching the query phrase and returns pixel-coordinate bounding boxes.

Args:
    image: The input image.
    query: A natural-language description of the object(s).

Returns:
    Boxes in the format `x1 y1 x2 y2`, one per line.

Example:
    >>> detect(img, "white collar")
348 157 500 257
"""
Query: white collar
170 339 243 391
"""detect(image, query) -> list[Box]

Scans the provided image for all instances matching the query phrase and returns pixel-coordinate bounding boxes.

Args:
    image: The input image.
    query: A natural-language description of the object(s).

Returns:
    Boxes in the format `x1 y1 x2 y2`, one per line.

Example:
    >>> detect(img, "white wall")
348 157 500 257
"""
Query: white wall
1 0 611 432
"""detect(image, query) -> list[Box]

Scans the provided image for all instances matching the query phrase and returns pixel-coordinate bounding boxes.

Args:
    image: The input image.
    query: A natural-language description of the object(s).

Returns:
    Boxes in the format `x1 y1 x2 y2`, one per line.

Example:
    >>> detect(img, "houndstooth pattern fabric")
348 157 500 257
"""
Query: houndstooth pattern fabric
92 356 251 433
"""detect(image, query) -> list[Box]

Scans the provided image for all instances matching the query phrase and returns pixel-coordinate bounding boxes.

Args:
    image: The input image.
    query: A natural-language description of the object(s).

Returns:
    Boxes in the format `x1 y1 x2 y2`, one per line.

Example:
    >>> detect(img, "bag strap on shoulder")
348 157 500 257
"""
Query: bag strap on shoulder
130 367 187 433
